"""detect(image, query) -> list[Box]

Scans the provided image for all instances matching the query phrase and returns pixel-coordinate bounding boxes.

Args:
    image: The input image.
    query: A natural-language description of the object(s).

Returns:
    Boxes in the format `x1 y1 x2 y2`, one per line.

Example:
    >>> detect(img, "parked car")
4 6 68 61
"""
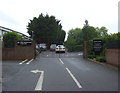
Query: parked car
55 45 65 53
39 43 47 51
50 44 56 51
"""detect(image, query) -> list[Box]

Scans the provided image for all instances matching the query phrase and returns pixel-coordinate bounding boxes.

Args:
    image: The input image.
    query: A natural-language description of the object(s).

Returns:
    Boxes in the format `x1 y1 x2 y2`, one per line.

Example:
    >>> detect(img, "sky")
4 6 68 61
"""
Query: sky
0 0 119 38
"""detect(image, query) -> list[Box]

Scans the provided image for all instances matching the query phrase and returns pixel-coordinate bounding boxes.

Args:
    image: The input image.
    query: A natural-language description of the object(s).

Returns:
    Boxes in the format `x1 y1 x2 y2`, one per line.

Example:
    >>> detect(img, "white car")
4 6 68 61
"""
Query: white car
55 45 65 53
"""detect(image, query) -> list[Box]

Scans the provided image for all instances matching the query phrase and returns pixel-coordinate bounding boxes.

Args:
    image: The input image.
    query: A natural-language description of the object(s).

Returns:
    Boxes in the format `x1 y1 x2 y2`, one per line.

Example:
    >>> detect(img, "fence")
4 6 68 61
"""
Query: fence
2 40 36 60
106 40 120 67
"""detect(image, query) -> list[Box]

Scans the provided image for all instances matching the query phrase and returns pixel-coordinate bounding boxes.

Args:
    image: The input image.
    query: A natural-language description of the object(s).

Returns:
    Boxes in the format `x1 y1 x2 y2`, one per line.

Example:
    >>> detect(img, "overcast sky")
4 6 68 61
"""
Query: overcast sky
0 0 119 37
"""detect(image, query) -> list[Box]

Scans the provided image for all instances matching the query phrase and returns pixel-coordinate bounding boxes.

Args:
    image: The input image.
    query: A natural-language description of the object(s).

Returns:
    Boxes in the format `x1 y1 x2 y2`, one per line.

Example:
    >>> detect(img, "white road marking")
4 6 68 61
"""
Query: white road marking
59 58 64 64
31 70 42 73
66 68 82 88
35 71 44 91
26 59 34 64
47 55 48 57
19 59 28 64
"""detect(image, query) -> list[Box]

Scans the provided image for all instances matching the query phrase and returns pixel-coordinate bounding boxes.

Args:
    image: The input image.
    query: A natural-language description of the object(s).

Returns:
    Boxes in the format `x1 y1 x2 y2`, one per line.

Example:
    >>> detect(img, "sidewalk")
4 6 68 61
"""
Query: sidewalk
88 58 118 70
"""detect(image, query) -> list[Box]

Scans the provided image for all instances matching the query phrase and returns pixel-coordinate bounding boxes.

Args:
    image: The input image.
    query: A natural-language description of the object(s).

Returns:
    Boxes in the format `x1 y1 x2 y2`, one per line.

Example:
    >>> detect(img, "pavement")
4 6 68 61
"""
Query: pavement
1 51 119 91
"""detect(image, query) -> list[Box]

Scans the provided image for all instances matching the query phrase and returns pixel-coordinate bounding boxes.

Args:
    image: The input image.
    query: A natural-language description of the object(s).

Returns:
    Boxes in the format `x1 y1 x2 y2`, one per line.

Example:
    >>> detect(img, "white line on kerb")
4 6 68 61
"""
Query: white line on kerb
19 59 28 64
66 68 82 88
59 58 64 64
35 71 44 91
26 59 34 64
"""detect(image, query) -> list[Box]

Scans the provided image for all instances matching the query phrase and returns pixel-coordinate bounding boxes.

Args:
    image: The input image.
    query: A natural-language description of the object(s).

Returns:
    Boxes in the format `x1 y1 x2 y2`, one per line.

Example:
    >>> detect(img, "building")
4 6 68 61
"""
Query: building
0 26 31 41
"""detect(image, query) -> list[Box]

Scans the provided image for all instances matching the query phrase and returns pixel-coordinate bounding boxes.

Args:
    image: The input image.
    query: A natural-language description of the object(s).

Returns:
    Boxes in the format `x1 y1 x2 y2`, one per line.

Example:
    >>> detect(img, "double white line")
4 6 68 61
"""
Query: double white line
19 59 34 65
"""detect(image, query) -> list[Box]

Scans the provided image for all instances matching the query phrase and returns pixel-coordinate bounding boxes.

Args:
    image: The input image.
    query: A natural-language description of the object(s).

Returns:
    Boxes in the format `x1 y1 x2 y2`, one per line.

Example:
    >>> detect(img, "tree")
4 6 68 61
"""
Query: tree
65 28 83 52
96 26 108 37
27 13 66 47
57 30 66 44
3 32 23 48
82 26 98 41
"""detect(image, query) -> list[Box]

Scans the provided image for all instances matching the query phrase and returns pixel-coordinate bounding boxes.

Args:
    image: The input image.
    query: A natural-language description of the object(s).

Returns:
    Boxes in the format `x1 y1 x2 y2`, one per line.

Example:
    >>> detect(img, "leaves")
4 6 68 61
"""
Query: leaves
27 13 66 46
3 32 23 48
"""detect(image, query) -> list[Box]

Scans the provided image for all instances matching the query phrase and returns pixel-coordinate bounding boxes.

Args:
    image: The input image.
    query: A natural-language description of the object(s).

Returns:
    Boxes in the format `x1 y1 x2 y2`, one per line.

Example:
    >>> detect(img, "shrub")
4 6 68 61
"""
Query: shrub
3 32 23 48
87 54 96 59
96 56 106 62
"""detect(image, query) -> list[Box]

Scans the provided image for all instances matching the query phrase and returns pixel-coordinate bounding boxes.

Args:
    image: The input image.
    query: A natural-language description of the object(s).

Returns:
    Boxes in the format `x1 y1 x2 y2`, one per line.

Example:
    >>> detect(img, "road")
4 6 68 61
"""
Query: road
2 51 118 91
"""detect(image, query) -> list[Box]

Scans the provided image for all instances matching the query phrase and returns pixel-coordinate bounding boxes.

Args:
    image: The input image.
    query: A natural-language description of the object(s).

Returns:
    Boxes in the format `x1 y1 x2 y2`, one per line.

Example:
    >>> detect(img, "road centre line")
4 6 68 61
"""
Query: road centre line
59 58 64 64
19 59 28 64
66 68 82 88
26 59 34 64
35 71 44 91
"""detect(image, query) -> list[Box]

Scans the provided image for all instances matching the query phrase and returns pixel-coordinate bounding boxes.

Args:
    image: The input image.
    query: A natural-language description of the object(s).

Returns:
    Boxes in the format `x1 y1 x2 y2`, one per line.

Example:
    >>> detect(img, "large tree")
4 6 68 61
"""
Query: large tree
82 25 98 41
27 13 66 46
96 26 108 37
65 28 83 51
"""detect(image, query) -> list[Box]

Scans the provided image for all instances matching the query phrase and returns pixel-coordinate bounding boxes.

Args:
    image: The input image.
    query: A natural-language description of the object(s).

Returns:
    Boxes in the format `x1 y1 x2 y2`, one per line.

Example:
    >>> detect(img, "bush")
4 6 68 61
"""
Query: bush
96 56 106 62
3 32 23 48
87 54 96 59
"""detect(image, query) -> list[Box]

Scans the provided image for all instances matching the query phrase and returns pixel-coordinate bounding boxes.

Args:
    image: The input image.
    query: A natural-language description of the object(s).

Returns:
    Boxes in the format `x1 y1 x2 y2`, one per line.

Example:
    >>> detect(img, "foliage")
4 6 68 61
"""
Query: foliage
95 56 106 62
3 32 23 48
87 54 96 59
65 28 82 51
87 32 120 62
65 19 119 54
67 45 83 52
82 26 98 41
27 13 66 47
96 27 108 37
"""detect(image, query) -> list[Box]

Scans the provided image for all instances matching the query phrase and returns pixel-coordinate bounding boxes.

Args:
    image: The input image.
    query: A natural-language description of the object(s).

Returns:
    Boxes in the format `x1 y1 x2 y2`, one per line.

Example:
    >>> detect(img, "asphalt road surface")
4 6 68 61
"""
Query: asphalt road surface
2 51 118 91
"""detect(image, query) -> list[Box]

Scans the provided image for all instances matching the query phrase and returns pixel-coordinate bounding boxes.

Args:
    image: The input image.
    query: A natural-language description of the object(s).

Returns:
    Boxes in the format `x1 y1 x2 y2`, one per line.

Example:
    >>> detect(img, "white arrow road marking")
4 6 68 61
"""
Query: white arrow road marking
66 68 82 88
30 70 44 91
35 71 44 91
30 70 42 73
59 58 64 64
19 59 28 64
26 59 34 64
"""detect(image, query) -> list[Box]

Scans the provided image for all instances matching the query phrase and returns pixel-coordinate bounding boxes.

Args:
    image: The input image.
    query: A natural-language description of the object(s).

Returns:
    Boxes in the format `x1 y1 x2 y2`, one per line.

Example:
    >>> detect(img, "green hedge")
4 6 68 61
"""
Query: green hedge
87 54 96 59
96 56 106 62
3 32 23 48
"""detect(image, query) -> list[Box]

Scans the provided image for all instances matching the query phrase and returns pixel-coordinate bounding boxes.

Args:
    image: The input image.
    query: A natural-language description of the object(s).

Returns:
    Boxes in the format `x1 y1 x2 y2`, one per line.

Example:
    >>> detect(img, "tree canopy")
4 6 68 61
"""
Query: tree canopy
82 25 98 41
65 23 110 52
27 13 66 46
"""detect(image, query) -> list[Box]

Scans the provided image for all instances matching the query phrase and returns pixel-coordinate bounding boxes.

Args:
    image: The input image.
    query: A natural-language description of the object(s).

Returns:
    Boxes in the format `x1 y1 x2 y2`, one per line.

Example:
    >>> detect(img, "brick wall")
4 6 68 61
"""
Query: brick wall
83 41 88 58
2 40 36 60
106 49 120 67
